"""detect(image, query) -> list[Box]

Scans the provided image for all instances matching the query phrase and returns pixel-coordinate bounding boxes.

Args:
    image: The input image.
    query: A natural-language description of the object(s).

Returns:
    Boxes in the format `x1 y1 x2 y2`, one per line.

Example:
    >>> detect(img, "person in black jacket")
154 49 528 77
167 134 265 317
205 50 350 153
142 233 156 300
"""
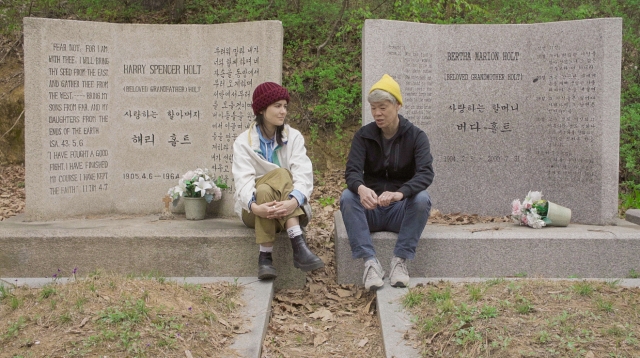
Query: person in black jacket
341 74 434 290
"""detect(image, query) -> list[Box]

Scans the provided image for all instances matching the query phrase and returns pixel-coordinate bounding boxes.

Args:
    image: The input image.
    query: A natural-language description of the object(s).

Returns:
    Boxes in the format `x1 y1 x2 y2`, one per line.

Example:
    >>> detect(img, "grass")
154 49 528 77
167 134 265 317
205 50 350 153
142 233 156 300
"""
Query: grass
403 279 640 357
0 272 244 357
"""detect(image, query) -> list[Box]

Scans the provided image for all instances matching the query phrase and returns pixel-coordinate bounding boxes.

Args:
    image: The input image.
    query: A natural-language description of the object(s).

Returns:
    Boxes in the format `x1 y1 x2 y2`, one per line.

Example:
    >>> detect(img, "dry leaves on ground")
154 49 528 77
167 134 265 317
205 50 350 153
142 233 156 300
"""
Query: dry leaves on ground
0 164 25 220
260 169 385 357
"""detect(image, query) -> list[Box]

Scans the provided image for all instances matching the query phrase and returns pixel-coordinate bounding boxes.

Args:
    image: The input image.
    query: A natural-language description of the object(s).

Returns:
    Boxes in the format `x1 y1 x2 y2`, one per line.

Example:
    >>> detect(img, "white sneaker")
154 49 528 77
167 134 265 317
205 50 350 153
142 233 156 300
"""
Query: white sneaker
389 256 409 287
363 258 385 291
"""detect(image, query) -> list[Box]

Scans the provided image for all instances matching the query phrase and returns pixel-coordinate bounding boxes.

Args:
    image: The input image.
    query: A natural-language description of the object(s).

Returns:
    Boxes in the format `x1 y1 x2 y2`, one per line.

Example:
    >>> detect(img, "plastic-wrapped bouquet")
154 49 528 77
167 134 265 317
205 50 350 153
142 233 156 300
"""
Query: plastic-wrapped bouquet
168 168 228 204
511 191 550 229
511 191 571 228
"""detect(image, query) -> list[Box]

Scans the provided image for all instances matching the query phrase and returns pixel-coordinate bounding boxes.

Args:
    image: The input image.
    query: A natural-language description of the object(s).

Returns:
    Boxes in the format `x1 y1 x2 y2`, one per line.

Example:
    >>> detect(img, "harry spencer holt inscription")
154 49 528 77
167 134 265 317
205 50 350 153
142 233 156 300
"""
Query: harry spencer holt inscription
122 64 203 94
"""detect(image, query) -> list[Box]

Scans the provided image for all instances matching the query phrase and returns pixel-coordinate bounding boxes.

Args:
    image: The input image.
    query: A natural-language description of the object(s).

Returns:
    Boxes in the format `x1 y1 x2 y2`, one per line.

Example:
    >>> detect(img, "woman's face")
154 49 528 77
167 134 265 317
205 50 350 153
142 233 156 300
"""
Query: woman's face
261 100 288 129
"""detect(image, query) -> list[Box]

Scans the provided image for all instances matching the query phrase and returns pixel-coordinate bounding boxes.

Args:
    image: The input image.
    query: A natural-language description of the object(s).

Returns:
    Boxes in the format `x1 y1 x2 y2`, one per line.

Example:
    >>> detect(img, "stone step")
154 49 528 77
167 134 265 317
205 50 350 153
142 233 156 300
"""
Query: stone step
334 211 640 285
1 277 273 358
0 215 306 290
626 208 640 226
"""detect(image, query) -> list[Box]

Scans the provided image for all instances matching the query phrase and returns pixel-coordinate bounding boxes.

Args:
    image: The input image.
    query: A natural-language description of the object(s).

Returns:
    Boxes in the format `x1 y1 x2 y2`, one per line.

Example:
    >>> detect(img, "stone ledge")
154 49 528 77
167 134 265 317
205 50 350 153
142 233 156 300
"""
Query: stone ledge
626 209 640 226
0 214 305 290
334 211 640 286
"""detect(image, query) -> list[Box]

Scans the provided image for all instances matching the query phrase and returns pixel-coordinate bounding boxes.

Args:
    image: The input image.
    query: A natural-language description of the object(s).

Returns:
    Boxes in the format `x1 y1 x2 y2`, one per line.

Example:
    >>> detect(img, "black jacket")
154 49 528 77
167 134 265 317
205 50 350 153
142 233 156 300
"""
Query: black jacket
345 115 434 198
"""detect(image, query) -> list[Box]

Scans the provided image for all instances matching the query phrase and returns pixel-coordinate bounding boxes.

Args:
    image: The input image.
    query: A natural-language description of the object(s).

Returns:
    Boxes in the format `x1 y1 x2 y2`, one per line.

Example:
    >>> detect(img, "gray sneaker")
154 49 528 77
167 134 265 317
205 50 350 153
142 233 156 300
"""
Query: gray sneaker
363 258 385 291
389 256 409 287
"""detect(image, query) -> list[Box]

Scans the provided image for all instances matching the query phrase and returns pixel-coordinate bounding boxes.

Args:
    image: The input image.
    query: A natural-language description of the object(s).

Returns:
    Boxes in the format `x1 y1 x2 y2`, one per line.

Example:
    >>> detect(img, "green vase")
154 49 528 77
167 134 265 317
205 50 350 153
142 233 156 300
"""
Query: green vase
183 197 207 220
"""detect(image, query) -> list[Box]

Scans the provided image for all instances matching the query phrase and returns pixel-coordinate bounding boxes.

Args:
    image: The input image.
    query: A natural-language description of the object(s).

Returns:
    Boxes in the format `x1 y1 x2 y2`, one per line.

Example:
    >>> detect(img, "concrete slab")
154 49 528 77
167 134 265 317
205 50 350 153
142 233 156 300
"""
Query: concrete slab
0 276 273 358
335 211 640 286
626 209 640 226
0 214 306 290
376 277 640 358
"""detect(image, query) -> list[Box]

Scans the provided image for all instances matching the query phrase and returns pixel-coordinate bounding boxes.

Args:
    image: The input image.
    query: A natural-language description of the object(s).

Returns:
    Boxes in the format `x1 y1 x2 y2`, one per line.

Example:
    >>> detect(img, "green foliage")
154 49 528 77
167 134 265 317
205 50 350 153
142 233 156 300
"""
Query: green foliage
39 285 57 299
515 296 534 314
391 0 486 23
620 104 640 189
467 284 483 301
478 304 498 319
571 281 595 297
318 196 335 207
3 316 27 340
403 288 425 308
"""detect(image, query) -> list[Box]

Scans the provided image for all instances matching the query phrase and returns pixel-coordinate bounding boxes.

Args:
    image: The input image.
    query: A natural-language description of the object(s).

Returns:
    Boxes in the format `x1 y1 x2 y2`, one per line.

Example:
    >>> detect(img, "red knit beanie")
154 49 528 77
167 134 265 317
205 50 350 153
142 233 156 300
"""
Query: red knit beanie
251 82 290 115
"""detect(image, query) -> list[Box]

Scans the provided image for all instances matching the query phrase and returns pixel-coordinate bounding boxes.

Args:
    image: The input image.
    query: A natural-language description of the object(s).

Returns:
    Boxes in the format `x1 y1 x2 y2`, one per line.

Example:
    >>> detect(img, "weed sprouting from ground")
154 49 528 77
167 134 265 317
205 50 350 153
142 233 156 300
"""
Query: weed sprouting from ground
404 279 640 357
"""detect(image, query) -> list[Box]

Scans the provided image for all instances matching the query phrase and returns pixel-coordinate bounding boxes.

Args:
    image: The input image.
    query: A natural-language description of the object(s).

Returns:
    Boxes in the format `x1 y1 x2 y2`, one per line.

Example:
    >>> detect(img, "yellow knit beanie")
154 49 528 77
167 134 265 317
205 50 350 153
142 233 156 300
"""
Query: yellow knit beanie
369 74 403 105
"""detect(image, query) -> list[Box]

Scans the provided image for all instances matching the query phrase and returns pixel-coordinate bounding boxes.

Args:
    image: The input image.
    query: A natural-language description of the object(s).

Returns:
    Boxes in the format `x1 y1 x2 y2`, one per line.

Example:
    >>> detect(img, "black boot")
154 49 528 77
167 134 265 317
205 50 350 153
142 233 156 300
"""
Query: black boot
290 234 325 272
258 251 277 280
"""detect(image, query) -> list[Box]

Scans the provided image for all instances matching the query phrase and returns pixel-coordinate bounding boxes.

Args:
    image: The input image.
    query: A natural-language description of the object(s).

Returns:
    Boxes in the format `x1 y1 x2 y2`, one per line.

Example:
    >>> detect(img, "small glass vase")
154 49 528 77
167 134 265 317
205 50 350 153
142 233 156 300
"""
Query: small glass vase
183 196 207 220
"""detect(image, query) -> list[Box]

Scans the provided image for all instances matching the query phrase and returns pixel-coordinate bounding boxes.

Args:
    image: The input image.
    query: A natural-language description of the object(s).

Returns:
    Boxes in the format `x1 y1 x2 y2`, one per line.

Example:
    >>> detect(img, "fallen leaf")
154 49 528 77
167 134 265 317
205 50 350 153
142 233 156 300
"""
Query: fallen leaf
79 317 90 327
309 307 333 321
314 333 328 347
185 350 194 358
358 337 369 347
363 296 375 314
585 351 595 358
218 318 230 328
336 288 353 297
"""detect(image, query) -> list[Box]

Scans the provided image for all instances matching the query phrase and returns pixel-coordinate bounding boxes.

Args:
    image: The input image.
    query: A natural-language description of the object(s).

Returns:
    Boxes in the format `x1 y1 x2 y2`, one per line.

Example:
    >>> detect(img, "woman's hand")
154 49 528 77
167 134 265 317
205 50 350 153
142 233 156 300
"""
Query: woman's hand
251 198 298 219
271 198 299 219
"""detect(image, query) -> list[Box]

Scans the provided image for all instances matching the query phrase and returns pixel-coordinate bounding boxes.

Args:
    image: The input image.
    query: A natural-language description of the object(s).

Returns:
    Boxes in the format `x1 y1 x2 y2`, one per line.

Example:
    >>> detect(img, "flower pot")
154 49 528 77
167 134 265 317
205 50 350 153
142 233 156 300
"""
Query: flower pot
546 201 571 227
183 197 207 220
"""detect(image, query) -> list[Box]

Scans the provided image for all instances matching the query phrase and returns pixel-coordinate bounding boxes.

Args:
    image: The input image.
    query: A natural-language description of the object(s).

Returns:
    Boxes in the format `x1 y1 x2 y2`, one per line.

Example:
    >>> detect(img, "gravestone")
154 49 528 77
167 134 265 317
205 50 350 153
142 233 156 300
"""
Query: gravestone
23 18 283 220
362 18 621 225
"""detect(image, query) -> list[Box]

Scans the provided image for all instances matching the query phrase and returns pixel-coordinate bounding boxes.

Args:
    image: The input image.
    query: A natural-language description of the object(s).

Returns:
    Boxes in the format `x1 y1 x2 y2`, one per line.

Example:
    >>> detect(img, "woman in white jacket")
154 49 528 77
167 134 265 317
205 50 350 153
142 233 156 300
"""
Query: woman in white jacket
232 82 324 280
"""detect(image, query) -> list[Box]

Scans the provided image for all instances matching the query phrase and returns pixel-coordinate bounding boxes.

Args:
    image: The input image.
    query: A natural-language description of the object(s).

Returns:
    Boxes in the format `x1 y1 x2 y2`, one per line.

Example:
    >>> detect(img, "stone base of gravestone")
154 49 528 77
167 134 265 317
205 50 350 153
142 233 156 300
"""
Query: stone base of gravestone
334 211 640 285
0 215 306 290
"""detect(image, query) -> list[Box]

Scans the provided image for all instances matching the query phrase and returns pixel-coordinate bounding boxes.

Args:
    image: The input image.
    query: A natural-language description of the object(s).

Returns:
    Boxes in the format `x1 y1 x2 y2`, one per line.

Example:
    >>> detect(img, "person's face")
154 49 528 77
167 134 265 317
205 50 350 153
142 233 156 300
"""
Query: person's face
262 99 288 128
370 100 400 130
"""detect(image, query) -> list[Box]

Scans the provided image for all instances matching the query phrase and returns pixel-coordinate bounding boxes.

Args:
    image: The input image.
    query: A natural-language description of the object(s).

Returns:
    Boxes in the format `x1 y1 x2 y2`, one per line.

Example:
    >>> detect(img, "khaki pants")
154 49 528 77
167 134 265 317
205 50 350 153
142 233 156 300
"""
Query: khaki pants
242 168 305 244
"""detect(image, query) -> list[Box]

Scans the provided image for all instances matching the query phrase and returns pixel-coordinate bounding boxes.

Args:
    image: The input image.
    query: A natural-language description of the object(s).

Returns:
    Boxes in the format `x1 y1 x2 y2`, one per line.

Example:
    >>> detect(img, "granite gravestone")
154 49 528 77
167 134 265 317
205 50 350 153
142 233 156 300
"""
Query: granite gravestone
24 18 283 220
363 18 621 225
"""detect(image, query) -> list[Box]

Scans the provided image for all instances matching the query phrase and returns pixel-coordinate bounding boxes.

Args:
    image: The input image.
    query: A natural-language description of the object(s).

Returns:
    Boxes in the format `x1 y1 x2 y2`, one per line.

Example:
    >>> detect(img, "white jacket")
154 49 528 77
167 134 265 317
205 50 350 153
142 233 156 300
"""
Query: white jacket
232 123 313 219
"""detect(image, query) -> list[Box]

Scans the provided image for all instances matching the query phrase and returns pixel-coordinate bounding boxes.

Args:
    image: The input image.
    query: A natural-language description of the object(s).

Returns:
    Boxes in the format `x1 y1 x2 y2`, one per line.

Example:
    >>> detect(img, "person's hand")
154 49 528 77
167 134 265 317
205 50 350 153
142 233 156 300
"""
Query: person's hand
251 200 278 219
378 191 403 207
358 185 378 210
251 199 298 219
270 198 299 219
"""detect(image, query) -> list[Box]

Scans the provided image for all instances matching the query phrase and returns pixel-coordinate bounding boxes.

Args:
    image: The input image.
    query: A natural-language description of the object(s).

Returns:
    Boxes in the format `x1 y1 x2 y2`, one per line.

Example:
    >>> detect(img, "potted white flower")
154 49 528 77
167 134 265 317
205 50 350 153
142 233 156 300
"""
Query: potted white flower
168 168 228 220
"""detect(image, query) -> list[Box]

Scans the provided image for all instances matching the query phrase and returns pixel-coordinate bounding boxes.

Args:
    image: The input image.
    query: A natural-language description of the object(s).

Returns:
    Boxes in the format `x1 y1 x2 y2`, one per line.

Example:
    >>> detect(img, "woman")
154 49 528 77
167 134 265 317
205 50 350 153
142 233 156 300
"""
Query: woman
232 82 324 280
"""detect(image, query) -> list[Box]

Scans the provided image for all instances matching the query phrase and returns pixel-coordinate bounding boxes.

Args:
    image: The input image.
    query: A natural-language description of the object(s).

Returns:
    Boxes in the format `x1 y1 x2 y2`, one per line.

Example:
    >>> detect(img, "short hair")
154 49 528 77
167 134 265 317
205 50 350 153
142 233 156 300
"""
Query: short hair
367 89 397 105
